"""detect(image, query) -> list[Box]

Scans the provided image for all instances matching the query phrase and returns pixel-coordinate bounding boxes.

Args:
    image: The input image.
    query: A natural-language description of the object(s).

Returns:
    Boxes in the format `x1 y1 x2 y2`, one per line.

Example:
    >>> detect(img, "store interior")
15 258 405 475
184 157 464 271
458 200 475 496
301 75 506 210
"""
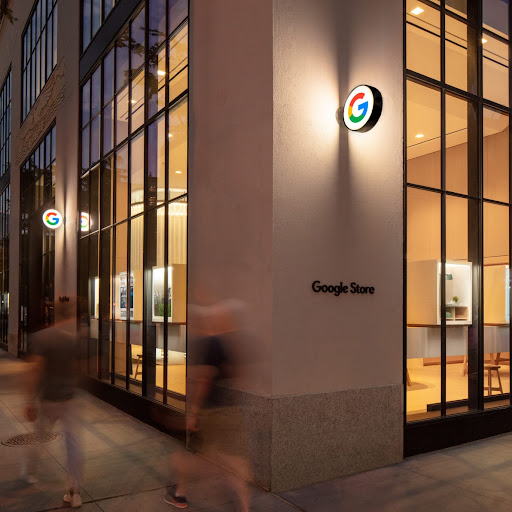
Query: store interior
406 0 511 421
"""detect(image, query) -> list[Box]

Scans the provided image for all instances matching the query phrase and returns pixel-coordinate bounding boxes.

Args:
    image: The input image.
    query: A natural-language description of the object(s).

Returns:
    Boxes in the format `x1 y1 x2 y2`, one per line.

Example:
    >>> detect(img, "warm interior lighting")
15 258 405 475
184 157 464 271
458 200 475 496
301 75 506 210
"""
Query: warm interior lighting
157 70 166 76
168 133 173 138
482 38 488 44
175 170 182 174
415 133 424 138
410 7 424 15
130 99 137 104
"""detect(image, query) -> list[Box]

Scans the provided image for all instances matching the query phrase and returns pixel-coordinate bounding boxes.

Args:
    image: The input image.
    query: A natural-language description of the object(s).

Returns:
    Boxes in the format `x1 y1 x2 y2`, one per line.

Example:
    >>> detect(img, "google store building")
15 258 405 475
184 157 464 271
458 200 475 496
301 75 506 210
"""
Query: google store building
2 0 512 493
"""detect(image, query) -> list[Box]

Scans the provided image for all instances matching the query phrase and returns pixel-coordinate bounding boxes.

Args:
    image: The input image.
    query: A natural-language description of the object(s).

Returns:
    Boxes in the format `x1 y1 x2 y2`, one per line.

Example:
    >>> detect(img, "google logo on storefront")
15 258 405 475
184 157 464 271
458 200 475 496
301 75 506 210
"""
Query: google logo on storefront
81 212 90 232
339 85 383 132
42 209 63 229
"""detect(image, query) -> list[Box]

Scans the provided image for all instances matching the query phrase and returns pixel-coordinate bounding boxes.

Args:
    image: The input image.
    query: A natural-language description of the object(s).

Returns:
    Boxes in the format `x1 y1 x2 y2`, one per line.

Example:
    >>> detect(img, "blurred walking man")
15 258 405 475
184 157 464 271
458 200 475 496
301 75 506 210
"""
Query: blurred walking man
23 302 83 508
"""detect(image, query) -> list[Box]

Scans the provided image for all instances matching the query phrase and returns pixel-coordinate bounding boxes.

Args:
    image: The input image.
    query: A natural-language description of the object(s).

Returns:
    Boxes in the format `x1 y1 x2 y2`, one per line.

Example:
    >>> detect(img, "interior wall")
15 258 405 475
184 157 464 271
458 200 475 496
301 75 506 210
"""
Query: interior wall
272 0 404 395
408 130 510 265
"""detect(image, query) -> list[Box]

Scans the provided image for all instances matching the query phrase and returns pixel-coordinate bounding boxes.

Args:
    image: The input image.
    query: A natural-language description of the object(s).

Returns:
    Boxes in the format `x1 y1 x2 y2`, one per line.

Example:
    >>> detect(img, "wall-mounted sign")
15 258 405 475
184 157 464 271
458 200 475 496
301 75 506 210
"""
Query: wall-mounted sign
312 280 375 295
338 85 383 132
80 212 90 232
42 209 63 229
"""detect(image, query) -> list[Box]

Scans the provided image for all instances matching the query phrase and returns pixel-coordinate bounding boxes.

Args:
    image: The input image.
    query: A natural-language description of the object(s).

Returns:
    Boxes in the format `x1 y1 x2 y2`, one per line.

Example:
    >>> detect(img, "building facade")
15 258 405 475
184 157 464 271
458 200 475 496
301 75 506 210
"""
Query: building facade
1 0 511 493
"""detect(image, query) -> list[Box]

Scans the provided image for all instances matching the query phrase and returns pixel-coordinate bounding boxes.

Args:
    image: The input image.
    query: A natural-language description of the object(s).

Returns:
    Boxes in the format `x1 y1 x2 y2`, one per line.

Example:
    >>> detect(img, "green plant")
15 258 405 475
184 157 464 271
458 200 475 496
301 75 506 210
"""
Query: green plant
452 296 459 303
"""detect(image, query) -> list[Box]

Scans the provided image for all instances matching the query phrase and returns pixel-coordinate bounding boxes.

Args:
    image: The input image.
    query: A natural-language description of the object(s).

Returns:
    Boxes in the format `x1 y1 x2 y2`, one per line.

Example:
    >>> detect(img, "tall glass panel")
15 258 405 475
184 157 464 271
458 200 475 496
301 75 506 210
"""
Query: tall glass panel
483 0 509 40
407 81 441 189
483 35 509 107
168 99 188 200
483 203 510 408
483 108 509 204
406 0 441 81
114 222 128 387
445 15 468 92
167 198 187 407
445 196 477 415
130 134 144 216
446 94 469 195
148 116 165 208
116 143 128 222
407 188 441 421
129 215 144 394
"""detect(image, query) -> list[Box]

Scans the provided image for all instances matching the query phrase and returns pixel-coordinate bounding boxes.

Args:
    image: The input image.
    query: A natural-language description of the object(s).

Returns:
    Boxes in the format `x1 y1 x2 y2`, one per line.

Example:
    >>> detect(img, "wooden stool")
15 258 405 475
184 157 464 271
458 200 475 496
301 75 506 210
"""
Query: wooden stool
484 364 503 396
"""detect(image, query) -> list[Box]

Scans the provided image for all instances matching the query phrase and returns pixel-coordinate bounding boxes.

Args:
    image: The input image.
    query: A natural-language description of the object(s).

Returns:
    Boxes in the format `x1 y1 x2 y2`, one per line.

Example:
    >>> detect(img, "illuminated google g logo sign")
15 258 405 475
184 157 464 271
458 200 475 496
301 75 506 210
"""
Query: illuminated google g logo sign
42 209 63 229
338 85 383 132
80 212 90 232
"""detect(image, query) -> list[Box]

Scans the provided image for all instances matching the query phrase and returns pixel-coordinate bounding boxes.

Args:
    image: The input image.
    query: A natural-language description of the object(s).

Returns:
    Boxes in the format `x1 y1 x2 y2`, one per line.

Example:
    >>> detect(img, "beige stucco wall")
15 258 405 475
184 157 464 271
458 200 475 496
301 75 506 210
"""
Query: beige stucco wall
190 0 404 491
272 0 404 394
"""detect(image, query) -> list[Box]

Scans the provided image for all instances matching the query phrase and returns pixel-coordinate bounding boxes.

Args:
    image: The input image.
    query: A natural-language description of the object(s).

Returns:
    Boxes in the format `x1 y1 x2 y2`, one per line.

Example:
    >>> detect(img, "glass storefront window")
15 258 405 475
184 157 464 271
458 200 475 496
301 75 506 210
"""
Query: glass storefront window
22 0 57 120
406 80 441 189
483 34 509 107
406 0 441 81
82 0 117 51
406 1 512 423
79 1 189 409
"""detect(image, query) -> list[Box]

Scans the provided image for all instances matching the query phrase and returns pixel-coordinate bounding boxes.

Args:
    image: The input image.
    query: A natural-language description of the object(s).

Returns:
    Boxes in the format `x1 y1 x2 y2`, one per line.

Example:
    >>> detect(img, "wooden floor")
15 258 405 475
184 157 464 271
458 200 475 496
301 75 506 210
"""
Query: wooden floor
407 358 511 421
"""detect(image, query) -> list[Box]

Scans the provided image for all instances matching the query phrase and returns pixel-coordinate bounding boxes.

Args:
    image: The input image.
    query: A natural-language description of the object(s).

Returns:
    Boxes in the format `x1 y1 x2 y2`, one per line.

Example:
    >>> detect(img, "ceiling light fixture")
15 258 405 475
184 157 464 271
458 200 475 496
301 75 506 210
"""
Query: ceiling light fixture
157 70 166 76
175 170 182 174
168 133 173 138
415 133 424 138
482 38 488 44
130 99 137 104
411 7 424 15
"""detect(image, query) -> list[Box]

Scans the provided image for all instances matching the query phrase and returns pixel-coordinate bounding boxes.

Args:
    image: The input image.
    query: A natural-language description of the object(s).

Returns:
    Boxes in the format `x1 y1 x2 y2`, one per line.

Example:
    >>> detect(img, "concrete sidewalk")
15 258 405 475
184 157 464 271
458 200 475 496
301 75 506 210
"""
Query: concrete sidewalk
3 350 512 511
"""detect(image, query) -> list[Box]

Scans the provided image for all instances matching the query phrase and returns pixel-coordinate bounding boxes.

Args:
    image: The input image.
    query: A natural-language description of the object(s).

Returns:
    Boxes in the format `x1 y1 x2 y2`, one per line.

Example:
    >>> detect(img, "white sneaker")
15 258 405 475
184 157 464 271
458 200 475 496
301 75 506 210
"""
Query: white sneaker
20 463 38 484
63 492 82 508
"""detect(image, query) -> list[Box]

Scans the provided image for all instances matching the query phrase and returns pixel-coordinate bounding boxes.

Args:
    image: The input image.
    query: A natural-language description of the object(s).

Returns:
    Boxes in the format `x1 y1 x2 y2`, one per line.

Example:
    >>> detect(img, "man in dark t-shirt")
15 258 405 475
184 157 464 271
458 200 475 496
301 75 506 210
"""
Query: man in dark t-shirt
24 318 83 509
165 300 251 511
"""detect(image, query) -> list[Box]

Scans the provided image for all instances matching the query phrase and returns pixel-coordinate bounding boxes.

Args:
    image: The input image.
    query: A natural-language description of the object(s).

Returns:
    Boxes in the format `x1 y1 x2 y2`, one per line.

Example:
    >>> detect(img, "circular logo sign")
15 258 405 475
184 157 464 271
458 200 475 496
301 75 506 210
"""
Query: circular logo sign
80 212 90 232
339 85 383 132
42 209 63 229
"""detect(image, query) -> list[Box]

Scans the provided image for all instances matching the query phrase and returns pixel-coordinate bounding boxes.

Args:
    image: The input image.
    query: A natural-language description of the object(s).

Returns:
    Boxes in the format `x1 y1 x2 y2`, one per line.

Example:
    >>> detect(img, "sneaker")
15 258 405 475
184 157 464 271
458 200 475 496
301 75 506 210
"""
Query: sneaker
20 463 38 484
164 486 188 508
63 491 82 508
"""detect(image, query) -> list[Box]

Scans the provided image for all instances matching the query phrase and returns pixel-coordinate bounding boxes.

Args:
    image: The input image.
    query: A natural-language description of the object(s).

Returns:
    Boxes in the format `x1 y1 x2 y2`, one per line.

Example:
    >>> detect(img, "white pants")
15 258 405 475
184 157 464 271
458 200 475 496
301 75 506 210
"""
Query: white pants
28 399 83 492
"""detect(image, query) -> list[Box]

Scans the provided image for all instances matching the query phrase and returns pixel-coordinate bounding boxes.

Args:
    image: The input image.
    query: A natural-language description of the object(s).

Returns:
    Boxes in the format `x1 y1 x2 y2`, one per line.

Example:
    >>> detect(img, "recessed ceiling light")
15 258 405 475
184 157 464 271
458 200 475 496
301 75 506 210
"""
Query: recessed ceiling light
415 133 424 138
168 133 173 138
482 38 488 44
157 70 166 76
175 170 182 174
130 99 137 104
411 7 424 15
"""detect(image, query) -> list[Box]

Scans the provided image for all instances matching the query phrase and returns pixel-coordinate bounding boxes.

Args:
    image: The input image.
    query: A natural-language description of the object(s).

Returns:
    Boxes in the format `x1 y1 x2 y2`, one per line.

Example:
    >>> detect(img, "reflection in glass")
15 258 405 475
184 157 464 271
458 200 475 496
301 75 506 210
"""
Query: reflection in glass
407 188 441 421
406 81 441 189
483 35 509 107
116 86 129 144
148 116 165 207
484 109 509 204
116 144 128 222
130 72 145 133
484 0 509 39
